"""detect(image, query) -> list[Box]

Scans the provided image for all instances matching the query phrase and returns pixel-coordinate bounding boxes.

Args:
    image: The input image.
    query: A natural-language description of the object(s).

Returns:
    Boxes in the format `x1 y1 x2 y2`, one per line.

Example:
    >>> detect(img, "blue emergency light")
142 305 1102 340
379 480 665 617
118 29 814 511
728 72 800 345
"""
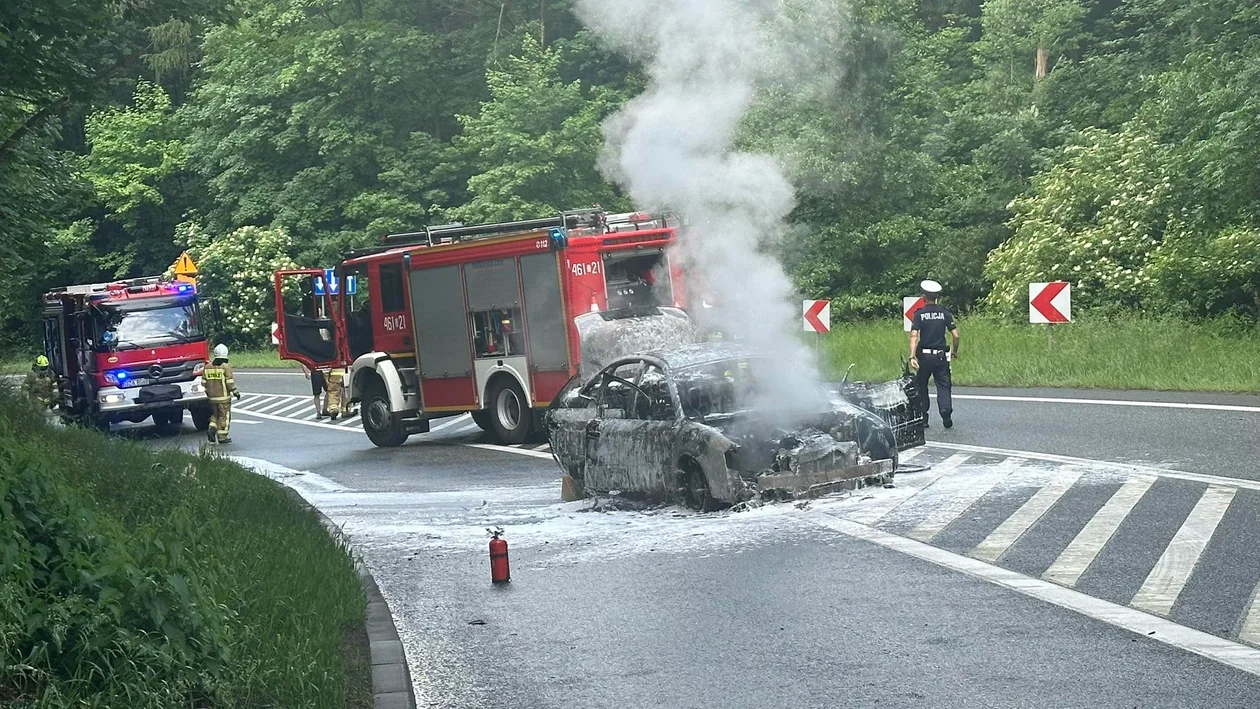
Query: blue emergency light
549 227 568 251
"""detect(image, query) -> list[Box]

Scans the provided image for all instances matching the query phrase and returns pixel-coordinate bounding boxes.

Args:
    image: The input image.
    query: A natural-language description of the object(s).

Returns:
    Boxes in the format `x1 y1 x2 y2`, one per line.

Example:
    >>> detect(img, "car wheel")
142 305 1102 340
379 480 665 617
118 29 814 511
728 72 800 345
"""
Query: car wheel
679 460 714 512
487 378 531 445
470 409 492 432
191 405 212 431
362 378 408 448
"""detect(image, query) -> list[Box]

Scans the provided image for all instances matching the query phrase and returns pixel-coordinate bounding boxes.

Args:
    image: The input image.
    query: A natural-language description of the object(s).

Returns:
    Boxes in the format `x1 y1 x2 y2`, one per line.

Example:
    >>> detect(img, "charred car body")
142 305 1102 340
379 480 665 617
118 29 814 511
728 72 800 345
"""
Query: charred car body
546 314 927 509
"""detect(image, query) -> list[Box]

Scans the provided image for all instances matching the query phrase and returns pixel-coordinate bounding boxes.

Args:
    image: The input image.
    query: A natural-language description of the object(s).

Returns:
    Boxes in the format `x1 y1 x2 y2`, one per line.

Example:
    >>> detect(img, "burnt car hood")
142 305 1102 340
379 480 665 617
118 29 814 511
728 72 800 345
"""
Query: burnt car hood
574 306 696 380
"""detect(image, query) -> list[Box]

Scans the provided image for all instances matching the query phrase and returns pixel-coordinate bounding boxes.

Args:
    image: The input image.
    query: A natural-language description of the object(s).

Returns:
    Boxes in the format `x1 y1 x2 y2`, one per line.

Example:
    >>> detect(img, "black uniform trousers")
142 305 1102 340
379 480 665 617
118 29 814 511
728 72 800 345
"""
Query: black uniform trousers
915 352 953 417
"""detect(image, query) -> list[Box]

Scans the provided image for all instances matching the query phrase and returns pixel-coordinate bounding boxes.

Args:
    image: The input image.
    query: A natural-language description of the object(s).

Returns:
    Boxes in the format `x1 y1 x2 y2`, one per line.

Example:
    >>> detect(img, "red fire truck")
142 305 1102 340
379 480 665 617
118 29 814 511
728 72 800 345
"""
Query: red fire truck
41 276 213 432
273 208 686 447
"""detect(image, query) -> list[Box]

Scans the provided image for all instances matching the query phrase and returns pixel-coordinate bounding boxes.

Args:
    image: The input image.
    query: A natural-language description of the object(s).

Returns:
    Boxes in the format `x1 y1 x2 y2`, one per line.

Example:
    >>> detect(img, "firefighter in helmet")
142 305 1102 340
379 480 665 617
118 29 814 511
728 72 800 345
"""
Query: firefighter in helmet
202 344 241 443
23 355 57 409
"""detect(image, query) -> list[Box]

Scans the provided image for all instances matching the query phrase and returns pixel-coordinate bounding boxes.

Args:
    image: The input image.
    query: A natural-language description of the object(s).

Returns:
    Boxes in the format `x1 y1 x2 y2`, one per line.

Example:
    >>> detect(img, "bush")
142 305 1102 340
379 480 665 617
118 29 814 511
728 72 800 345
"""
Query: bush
0 389 367 707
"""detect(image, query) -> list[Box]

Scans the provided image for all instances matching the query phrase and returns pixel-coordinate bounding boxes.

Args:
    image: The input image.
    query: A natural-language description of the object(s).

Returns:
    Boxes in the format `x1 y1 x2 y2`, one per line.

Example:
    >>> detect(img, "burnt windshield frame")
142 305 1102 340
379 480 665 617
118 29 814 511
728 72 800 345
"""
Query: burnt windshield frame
92 296 203 351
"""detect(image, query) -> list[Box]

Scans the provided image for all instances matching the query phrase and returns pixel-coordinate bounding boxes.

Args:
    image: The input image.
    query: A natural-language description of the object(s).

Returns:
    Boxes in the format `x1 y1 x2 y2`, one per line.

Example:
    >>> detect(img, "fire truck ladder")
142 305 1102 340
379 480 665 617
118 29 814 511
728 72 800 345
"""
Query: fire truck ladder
45 276 167 299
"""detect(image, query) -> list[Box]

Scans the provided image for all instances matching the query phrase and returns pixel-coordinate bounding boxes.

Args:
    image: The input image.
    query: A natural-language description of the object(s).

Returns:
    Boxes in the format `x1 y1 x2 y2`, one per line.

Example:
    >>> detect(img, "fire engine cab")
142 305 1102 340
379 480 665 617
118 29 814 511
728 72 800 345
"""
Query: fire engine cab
41 276 213 432
273 208 686 447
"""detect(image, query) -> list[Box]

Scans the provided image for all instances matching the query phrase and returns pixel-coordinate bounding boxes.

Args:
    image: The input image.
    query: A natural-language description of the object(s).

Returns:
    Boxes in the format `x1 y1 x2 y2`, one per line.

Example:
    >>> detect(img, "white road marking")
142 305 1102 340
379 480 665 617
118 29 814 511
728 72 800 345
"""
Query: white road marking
972 467 1084 563
1240 586 1260 647
898 447 925 463
466 442 553 459
254 397 302 414
808 513 1260 679
841 453 971 526
271 400 312 417
906 458 1021 542
1132 486 1236 616
428 414 472 432
1044 475 1157 587
231 418 262 425
928 441 1260 494
935 393 1260 414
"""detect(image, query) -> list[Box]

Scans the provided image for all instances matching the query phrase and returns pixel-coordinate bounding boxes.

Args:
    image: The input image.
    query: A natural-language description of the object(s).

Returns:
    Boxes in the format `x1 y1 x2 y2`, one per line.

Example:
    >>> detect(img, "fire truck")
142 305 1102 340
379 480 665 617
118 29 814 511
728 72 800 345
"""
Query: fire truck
273 208 686 447
41 276 213 432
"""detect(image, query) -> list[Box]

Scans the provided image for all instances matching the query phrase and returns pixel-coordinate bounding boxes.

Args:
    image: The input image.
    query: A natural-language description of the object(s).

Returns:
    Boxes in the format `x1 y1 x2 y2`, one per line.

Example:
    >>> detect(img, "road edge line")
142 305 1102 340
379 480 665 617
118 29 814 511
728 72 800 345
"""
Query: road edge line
939 393 1260 414
808 513 1260 678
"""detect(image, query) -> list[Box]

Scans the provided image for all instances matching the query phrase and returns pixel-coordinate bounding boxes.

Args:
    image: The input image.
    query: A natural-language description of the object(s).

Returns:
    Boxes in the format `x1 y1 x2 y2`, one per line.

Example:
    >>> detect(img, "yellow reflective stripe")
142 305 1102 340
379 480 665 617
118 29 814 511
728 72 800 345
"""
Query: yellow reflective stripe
204 369 225 380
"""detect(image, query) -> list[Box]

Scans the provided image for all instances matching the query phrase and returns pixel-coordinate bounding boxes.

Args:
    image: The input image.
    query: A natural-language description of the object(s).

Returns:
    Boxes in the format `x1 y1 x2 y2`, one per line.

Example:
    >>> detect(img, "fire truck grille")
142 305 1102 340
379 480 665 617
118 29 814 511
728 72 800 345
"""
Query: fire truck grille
117 360 199 387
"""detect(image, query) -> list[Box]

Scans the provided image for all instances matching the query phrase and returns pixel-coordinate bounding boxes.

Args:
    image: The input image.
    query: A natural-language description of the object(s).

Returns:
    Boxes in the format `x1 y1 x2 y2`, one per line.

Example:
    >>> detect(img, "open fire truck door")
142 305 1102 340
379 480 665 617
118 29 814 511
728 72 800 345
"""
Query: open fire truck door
273 269 345 369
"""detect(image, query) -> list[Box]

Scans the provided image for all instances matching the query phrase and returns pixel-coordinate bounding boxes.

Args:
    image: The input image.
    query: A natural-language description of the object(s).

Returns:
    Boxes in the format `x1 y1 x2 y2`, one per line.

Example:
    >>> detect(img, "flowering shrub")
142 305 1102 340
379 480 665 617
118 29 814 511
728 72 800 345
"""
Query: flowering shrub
1147 225 1260 316
983 127 1173 317
179 223 298 347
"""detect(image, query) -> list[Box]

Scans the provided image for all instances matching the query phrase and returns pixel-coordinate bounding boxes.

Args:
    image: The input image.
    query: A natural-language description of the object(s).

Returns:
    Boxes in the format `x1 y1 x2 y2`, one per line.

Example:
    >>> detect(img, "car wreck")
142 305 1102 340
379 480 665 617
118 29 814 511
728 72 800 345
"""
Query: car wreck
546 311 927 509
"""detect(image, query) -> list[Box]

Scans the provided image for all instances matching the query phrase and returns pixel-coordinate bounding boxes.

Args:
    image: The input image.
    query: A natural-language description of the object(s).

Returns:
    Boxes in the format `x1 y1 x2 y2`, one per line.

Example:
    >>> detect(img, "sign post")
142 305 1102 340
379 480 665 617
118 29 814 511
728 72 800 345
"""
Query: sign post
803 299 830 360
1030 281 1071 348
172 251 198 286
903 296 926 332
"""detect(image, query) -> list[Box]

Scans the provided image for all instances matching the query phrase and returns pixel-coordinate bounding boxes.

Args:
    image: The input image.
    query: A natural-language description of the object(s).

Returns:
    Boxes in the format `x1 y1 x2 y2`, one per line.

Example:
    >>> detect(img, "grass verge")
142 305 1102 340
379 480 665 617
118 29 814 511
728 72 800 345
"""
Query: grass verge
821 315 1259 392
0 387 371 707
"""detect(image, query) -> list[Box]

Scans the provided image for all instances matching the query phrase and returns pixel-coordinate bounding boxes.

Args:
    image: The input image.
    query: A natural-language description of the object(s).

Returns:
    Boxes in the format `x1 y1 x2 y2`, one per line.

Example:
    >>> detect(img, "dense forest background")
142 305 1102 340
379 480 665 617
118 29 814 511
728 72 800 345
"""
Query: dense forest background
2 0 1258 348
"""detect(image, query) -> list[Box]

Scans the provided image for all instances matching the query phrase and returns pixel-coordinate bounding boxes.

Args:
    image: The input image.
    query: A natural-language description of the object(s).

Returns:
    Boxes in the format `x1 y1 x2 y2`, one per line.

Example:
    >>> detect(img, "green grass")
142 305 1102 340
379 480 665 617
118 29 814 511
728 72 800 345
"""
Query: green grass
821 315 1260 392
228 348 300 369
0 388 371 707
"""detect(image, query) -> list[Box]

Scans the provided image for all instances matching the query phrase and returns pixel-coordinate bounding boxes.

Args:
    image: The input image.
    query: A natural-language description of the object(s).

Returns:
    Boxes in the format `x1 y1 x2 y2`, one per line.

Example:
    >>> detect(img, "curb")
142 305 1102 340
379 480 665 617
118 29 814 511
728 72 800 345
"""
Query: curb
275 485 417 709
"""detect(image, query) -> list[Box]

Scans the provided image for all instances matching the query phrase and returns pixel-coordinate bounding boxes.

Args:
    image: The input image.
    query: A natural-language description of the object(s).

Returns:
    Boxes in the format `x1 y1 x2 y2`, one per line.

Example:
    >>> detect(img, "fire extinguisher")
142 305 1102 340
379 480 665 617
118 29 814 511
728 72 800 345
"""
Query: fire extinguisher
488 527 510 584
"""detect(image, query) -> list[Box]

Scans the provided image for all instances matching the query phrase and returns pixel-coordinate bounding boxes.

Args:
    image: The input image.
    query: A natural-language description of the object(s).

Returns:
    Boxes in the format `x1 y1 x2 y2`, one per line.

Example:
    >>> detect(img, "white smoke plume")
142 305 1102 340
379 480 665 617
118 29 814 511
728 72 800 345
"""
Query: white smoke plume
576 0 834 413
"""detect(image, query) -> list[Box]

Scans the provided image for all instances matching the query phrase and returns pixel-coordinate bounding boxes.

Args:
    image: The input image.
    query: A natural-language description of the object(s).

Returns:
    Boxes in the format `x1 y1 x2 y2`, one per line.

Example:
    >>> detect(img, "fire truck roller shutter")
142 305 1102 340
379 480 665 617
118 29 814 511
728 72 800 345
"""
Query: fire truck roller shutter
520 252 570 402
409 265 477 408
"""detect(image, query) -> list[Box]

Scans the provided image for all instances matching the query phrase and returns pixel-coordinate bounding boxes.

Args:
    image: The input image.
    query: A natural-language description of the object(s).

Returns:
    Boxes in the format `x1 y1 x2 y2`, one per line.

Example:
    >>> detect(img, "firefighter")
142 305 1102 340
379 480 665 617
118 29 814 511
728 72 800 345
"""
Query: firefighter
202 344 241 443
23 355 57 409
324 367 345 420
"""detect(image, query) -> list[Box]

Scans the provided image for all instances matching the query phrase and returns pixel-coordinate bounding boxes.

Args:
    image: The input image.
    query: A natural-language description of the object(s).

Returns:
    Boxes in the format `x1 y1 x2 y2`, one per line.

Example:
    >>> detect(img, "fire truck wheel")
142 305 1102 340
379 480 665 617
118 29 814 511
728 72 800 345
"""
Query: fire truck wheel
470 409 492 432
154 408 184 432
363 379 408 448
191 405 212 431
488 377 531 445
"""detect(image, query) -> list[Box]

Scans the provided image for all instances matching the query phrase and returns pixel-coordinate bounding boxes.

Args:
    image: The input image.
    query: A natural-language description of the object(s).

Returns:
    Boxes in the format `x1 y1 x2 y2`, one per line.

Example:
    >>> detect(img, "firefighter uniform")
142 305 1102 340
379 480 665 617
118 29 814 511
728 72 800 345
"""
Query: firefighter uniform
202 349 241 443
324 368 345 419
23 356 57 408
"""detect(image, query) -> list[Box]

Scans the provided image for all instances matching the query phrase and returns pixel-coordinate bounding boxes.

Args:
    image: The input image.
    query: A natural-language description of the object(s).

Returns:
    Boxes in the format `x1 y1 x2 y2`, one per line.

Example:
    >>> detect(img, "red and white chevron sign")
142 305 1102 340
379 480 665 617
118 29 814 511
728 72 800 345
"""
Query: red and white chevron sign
803 299 830 333
1030 281 1071 323
903 296 926 332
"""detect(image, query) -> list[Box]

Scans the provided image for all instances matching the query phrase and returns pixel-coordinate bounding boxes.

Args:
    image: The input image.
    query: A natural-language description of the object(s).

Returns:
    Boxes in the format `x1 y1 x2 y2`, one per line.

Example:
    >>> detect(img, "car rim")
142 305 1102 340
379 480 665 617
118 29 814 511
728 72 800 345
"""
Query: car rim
497 388 522 430
368 398 391 431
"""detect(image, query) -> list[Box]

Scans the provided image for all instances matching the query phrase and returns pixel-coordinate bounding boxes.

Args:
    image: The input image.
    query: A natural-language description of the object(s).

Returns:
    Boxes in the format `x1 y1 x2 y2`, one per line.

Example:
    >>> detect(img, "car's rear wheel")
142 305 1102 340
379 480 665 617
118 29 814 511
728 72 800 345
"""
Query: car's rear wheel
362 378 408 448
679 459 714 512
487 377 531 444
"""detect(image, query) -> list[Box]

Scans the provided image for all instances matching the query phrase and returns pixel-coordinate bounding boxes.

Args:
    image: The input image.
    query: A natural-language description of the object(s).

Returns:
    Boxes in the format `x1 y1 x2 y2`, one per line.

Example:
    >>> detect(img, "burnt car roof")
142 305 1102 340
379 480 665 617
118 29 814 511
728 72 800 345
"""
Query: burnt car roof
632 342 758 370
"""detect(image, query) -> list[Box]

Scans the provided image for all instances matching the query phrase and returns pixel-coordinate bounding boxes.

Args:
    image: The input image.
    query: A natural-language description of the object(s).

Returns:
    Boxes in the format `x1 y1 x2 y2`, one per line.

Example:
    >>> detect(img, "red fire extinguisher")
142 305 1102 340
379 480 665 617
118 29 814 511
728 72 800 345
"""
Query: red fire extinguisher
488 527 510 584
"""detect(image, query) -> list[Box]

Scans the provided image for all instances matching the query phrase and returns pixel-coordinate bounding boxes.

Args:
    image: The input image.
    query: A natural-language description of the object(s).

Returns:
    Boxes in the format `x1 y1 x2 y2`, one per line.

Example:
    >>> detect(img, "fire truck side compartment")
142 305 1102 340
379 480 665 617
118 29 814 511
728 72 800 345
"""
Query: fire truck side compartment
409 264 476 408
520 252 571 404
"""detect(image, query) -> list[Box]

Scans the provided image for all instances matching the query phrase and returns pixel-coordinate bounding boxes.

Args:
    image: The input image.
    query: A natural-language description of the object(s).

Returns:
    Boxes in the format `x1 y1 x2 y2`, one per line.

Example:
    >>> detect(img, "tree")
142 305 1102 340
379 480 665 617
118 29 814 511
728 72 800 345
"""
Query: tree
448 34 627 223
181 222 298 347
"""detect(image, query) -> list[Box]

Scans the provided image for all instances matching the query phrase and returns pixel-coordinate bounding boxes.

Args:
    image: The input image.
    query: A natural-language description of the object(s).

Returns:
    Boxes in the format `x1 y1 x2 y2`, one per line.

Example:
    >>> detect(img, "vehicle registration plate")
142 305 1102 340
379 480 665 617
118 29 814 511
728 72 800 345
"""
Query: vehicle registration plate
127 377 153 387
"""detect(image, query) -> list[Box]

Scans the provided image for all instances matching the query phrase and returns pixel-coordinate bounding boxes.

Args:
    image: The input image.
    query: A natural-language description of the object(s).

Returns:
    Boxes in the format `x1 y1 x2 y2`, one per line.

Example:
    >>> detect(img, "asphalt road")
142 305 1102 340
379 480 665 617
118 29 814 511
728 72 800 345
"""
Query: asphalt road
139 372 1260 708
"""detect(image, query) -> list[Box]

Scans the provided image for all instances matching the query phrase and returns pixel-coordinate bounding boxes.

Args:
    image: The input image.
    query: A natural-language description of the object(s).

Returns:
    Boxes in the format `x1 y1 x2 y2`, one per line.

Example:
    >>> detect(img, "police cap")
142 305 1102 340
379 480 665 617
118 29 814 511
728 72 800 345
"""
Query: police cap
920 279 943 295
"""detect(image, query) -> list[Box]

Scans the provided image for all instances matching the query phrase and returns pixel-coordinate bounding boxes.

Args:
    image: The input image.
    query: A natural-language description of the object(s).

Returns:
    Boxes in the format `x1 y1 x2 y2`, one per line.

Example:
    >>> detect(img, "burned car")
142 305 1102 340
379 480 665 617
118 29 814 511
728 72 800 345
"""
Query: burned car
546 342 926 510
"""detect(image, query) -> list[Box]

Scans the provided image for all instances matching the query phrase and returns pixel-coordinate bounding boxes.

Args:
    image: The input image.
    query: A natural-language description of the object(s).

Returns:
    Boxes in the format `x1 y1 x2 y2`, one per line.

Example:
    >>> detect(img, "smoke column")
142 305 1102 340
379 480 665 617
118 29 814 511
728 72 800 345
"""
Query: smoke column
576 0 828 412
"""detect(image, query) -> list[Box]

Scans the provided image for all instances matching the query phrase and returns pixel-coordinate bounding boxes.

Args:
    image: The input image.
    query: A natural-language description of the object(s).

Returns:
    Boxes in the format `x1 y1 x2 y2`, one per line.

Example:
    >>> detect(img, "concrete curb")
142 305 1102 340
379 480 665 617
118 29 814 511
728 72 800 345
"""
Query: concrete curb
275 485 417 709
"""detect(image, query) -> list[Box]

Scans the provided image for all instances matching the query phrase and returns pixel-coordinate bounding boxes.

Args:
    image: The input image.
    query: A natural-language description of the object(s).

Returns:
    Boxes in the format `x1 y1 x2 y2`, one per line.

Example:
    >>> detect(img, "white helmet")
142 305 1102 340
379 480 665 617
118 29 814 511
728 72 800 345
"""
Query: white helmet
212 344 229 360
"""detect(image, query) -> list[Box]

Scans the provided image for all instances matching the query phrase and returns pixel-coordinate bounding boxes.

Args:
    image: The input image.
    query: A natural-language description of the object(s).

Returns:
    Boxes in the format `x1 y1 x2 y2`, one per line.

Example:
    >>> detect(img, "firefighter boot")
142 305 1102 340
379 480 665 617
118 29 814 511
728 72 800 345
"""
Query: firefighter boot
207 423 217 444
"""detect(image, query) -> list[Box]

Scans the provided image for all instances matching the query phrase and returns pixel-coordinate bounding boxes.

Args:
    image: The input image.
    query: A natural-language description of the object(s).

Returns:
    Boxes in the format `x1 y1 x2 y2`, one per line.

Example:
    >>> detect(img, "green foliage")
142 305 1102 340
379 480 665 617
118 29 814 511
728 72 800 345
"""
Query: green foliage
984 127 1170 316
181 223 299 347
0 387 365 706
449 34 628 223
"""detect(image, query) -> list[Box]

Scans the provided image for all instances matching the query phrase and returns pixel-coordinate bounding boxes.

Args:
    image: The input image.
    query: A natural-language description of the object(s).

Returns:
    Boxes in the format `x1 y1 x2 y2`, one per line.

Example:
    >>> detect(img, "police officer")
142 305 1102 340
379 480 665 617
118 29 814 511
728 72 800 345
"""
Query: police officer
202 344 241 443
909 280 960 429
23 355 57 409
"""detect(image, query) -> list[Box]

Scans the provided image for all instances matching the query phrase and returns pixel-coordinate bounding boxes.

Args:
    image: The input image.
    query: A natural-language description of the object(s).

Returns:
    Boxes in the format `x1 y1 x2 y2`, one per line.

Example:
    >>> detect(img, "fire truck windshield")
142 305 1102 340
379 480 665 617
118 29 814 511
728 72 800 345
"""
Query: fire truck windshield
95 300 202 350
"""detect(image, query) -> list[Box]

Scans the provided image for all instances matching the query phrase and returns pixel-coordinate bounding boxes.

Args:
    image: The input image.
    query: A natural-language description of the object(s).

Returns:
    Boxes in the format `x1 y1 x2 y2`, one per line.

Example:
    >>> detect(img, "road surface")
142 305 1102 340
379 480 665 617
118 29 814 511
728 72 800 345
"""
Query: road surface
137 373 1260 708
